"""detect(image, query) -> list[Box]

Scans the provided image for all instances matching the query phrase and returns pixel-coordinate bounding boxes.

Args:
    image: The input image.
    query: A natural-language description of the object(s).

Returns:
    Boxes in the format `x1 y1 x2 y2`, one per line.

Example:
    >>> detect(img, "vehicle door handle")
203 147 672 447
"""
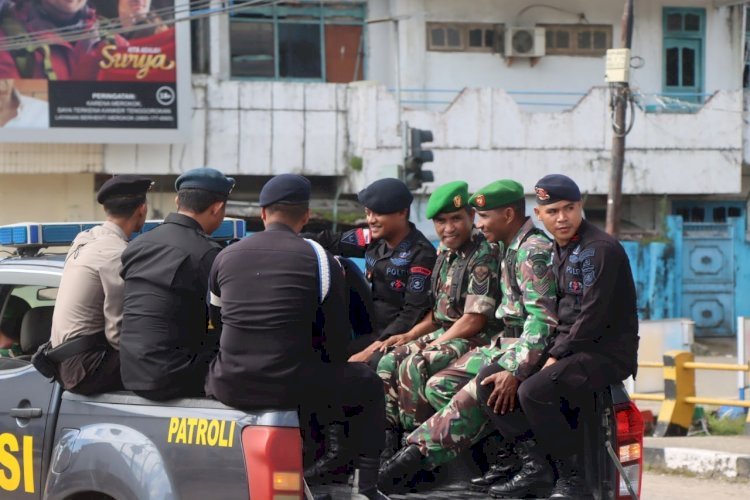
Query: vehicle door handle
10 408 42 419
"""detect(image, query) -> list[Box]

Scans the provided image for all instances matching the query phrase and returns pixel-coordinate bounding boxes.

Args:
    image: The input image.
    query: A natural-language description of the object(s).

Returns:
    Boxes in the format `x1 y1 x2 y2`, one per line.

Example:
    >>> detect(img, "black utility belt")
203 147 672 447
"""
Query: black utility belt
46 331 109 363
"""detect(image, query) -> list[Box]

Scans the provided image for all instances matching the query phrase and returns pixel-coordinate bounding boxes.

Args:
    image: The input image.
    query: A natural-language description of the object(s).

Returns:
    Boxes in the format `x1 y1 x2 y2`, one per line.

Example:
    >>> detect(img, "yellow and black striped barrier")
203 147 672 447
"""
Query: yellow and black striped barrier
630 350 750 436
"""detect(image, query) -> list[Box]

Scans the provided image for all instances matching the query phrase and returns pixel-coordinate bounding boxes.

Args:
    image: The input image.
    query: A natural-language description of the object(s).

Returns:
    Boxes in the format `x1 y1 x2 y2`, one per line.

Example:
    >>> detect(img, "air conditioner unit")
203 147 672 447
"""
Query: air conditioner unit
505 27 546 57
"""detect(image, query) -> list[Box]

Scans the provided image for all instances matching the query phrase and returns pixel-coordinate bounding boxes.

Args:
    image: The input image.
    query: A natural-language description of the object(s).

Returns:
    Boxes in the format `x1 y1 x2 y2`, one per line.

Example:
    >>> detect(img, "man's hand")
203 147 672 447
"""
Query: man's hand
480 371 520 415
378 333 412 352
543 356 557 369
349 342 381 363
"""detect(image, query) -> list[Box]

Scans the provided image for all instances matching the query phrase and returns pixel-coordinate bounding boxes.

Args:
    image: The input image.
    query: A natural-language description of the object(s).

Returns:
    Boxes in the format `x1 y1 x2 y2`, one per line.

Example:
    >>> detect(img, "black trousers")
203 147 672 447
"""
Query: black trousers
477 352 628 458
134 350 216 401
301 362 385 458
59 344 123 395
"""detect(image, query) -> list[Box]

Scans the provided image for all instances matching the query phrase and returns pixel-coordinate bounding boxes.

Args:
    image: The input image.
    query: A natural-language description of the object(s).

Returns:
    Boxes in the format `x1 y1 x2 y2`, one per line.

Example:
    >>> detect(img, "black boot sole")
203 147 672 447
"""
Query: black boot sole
468 483 491 493
489 485 553 499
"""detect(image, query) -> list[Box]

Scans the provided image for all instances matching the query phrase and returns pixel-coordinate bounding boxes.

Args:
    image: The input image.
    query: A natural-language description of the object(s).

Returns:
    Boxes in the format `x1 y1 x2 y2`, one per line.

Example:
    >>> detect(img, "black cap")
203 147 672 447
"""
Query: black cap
259 174 311 207
175 167 235 197
96 175 154 204
357 178 413 214
534 174 581 205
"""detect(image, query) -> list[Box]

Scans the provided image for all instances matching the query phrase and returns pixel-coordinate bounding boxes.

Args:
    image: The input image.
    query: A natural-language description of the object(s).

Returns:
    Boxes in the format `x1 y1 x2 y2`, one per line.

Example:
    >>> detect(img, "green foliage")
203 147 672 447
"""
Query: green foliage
707 413 746 436
349 155 363 172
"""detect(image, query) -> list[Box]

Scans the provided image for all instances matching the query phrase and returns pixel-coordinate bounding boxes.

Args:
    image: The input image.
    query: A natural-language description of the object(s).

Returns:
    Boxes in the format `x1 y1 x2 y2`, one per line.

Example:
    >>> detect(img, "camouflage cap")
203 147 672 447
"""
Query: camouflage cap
469 179 524 210
425 181 469 219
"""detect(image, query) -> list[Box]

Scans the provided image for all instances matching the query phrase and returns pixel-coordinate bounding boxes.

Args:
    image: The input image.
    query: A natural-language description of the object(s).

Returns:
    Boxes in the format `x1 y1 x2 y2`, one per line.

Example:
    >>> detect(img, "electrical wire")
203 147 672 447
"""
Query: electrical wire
0 0 283 51
610 84 636 137
514 4 588 24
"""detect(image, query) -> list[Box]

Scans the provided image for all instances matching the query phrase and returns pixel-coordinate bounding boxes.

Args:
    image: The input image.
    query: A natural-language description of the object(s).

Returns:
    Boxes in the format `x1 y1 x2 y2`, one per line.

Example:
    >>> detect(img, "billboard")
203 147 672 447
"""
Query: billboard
0 0 190 143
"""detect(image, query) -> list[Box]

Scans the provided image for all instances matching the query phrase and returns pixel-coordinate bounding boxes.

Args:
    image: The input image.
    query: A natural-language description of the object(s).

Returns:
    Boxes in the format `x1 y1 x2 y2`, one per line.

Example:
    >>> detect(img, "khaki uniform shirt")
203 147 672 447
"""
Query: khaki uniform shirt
51 221 128 349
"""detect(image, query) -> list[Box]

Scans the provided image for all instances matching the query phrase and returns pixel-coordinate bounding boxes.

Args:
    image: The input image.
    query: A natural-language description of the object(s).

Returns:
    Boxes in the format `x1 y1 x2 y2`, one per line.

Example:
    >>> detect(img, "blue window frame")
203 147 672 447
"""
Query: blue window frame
673 201 744 223
229 1 366 82
662 8 706 103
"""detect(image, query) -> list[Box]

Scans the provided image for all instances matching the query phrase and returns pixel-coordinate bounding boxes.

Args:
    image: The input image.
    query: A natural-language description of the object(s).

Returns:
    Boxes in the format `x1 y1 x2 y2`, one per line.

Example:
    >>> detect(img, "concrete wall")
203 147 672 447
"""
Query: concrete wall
368 0 744 100
0 174 97 224
347 85 743 195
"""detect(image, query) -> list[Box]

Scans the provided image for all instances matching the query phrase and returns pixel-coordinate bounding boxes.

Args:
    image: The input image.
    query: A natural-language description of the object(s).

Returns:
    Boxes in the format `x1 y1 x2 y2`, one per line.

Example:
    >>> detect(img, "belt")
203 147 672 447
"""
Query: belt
47 332 108 364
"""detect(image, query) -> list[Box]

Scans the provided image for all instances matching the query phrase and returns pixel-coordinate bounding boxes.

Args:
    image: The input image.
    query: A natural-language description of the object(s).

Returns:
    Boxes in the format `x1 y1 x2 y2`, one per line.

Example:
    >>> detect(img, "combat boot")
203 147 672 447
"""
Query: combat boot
352 456 392 500
303 422 349 484
380 429 401 465
488 438 553 499
377 445 423 493
469 440 521 492
549 455 591 499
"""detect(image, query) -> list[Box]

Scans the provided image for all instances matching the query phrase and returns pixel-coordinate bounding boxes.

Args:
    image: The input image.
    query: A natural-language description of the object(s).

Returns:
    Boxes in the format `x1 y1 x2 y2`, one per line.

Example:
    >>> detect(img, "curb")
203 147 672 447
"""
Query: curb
644 446 750 479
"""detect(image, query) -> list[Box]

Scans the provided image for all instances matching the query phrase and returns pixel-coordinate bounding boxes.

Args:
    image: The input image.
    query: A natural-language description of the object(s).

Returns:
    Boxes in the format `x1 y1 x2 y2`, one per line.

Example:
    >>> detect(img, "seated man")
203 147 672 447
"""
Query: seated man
205 174 389 500
305 178 436 367
50 175 152 394
376 181 502 458
476 174 639 499
119 167 234 400
378 180 557 493
0 296 30 358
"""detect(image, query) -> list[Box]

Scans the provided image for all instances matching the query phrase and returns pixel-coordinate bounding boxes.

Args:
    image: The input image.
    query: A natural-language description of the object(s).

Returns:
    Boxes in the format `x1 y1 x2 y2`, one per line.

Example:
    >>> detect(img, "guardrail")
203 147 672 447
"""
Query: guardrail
630 350 750 436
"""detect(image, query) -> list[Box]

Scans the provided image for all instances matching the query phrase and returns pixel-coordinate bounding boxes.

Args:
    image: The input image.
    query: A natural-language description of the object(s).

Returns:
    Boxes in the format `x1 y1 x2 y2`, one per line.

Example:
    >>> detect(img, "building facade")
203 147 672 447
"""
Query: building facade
2 0 749 333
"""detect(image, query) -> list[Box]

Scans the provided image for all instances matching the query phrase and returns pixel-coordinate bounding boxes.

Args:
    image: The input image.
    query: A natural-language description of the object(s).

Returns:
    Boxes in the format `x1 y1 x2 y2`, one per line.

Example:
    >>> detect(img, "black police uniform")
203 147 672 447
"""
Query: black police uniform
119 213 222 400
478 219 639 450
205 174 385 464
308 224 436 341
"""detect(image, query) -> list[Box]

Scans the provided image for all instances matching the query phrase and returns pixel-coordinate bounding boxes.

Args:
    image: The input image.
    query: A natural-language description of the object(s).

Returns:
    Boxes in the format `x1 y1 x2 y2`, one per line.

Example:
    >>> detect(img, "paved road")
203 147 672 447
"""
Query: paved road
642 470 749 499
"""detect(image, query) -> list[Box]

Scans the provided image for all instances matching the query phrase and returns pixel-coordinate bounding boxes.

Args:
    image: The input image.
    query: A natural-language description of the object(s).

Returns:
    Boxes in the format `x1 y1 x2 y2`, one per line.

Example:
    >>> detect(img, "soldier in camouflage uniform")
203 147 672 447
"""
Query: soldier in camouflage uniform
376 181 502 454
378 180 557 494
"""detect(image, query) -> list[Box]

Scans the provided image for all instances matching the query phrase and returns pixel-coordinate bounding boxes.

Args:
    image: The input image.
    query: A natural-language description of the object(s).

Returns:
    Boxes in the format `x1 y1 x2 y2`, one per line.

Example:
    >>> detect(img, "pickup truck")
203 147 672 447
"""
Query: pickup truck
0 221 643 500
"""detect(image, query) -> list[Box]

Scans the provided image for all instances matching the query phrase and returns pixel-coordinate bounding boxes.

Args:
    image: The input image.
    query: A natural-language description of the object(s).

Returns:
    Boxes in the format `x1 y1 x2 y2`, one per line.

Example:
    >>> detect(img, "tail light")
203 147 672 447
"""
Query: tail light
242 426 303 500
615 401 644 499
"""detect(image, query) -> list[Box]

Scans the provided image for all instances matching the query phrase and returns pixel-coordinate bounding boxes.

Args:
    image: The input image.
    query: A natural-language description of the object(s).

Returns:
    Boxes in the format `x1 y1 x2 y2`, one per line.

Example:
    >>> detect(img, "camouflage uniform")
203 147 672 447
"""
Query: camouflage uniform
405 218 557 467
377 230 502 431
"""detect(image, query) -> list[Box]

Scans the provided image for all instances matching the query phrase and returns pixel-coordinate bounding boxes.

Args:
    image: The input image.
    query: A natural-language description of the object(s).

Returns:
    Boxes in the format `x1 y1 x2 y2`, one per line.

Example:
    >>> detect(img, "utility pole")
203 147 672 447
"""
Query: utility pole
606 0 634 237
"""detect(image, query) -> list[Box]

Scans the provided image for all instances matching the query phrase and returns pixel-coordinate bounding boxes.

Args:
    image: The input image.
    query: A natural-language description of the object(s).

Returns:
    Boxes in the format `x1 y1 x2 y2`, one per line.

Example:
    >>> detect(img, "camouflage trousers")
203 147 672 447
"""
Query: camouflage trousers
405 344 505 468
377 328 492 431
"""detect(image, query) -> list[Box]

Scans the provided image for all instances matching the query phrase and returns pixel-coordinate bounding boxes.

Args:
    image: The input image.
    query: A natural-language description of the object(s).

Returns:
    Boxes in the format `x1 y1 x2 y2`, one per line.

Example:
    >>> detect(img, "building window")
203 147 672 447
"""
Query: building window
229 1 365 82
662 8 705 102
426 23 501 53
540 24 612 56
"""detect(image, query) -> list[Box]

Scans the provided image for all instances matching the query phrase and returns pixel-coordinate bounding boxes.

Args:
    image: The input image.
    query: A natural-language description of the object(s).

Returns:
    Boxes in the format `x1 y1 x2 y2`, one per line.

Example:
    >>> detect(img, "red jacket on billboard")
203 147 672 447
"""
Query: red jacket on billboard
97 27 176 82
0 0 127 80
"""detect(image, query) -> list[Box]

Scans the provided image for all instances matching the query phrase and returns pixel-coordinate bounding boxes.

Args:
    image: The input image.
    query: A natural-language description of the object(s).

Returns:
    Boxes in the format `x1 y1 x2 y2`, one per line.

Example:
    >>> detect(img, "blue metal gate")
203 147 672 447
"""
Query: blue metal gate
681 222 735 336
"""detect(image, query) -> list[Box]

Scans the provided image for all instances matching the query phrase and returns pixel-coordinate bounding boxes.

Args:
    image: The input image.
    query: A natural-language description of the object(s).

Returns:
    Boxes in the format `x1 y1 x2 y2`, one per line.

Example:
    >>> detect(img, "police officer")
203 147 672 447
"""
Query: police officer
205 174 389 500
305 178 436 365
476 174 639 499
119 167 234 400
50 175 152 394
378 180 557 492
376 181 502 461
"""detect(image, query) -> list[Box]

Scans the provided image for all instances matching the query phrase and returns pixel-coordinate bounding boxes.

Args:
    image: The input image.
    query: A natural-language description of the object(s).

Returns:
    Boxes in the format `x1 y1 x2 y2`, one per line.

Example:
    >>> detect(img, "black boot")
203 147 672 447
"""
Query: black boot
353 456 391 499
303 422 349 484
377 445 423 493
380 429 401 466
469 441 521 492
549 455 591 499
488 439 554 499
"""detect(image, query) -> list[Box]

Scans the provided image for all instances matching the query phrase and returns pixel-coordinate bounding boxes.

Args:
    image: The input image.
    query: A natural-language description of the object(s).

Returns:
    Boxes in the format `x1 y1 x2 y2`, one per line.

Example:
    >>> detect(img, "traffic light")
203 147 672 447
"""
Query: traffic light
404 127 435 190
